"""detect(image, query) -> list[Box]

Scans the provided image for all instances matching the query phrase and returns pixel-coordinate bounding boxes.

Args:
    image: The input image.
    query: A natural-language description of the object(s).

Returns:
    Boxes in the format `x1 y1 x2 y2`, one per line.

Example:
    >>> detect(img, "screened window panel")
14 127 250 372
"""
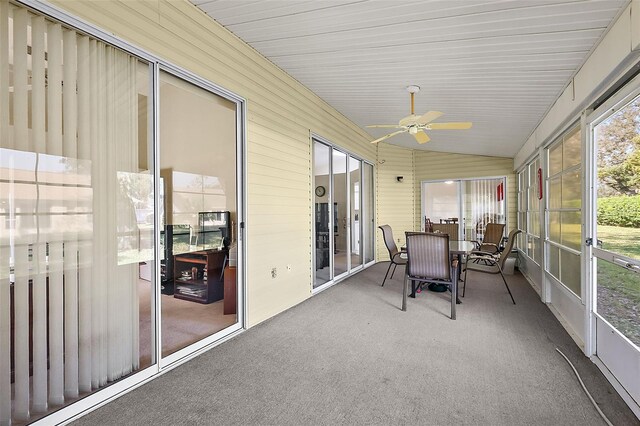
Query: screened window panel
549 211 561 243
548 244 560 279
561 211 581 251
562 170 581 209
548 177 561 210
549 144 563 176
560 250 581 295
563 129 581 170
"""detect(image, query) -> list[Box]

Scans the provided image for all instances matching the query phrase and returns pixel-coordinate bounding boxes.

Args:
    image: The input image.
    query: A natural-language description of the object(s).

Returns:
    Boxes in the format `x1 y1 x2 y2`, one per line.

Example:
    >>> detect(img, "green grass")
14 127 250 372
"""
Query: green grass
598 225 640 258
595 225 640 345
596 225 640 301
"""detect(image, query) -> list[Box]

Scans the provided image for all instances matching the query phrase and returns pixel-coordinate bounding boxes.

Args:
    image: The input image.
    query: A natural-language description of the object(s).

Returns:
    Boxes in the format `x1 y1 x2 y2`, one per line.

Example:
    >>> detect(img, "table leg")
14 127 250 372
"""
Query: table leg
402 272 408 311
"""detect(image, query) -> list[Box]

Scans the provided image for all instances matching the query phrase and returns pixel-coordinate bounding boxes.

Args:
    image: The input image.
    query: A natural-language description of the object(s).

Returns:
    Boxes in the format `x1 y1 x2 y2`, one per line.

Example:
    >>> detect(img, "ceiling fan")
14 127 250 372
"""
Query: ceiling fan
367 85 472 144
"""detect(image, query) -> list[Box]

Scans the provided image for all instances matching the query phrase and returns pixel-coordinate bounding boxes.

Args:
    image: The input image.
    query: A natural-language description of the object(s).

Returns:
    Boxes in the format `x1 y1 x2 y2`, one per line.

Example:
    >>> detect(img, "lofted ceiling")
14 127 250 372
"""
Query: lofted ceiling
191 0 629 158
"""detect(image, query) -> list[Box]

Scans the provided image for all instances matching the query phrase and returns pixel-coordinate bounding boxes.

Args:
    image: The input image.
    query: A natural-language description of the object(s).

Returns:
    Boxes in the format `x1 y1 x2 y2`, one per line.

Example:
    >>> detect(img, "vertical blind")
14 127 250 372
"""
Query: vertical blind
463 178 506 241
0 3 142 424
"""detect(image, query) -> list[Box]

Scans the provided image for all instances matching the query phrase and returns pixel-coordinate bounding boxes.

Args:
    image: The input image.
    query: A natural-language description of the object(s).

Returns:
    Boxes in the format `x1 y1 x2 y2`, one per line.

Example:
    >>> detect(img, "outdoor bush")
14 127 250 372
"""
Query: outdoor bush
598 195 640 227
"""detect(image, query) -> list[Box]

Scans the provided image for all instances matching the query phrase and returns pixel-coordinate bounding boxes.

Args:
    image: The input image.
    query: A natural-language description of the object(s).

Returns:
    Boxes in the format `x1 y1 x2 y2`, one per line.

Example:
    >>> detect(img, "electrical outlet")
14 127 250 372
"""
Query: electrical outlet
271 267 277 279
287 264 292 272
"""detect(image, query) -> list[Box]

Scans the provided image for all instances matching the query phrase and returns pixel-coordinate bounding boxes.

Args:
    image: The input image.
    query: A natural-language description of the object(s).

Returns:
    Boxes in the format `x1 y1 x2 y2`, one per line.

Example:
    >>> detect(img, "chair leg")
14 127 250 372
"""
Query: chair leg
462 266 469 297
381 262 393 287
499 270 516 304
451 274 457 320
390 263 398 279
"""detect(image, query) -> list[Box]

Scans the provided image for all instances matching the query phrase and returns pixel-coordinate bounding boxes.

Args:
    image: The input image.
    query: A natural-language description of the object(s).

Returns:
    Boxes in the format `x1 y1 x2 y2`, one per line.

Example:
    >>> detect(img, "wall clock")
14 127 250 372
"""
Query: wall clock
315 186 326 197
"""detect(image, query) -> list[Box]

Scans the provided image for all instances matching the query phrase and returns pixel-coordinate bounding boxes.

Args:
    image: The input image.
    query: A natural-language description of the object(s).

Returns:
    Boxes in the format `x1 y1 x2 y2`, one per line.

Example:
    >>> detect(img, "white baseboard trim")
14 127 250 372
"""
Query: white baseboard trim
591 356 640 420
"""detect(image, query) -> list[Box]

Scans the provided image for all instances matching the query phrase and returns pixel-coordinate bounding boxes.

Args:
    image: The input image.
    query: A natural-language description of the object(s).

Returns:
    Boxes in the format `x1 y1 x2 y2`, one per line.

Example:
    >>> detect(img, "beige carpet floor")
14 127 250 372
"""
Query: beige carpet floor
138 280 237 366
76 264 639 425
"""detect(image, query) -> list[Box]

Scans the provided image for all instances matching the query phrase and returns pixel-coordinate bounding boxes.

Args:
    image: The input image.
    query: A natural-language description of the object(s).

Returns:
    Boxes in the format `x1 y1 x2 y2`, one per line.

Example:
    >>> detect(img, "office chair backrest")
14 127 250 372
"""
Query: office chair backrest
379 225 399 259
405 232 451 280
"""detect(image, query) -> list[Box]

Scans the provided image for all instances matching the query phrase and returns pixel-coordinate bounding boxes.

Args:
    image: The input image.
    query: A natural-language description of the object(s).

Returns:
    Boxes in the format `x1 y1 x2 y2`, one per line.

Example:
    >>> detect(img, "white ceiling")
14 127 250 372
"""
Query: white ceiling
192 0 629 158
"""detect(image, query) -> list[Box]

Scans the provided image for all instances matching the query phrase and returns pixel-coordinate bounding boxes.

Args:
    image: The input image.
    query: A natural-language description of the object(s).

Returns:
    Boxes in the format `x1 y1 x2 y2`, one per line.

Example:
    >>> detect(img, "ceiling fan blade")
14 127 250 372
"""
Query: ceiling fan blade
426 122 473 130
398 114 421 127
413 130 430 144
366 124 404 129
416 111 444 125
370 129 407 144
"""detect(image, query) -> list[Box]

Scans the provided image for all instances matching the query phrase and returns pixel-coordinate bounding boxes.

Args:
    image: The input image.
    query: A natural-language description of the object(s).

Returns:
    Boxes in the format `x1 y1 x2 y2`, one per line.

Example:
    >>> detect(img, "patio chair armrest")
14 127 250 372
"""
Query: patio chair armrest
466 253 498 264
470 250 498 257
479 242 500 252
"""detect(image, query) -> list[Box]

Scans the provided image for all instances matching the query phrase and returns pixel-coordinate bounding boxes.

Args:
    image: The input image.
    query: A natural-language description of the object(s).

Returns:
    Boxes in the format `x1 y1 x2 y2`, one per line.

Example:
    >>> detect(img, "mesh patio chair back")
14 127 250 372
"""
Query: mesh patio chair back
378 225 407 286
497 228 522 269
405 232 450 281
431 223 459 241
379 225 399 259
478 222 505 253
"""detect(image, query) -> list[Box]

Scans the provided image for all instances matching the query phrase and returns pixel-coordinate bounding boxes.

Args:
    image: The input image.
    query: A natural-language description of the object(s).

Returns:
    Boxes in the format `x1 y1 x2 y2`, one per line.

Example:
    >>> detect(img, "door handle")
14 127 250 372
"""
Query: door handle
613 257 640 274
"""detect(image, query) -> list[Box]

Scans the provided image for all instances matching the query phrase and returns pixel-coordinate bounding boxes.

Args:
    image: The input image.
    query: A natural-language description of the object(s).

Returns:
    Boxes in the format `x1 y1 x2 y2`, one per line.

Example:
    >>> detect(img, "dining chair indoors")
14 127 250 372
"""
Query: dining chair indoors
462 228 522 304
378 225 407 287
431 223 459 241
473 222 505 255
402 232 458 320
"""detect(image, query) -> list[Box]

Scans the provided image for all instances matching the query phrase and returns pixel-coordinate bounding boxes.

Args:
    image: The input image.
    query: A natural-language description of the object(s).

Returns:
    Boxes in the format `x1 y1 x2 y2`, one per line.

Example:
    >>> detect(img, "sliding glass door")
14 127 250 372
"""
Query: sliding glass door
349 156 362 270
158 70 240 363
0 7 155 423
313 138 373 290
0 3 244 423
422 177 507 241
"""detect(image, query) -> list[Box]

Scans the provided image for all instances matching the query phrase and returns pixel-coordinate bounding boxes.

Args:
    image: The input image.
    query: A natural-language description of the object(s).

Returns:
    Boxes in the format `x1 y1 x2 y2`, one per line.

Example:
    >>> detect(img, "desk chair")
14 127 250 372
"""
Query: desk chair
463 228 521 304
379 225 407 287
402 232 458 319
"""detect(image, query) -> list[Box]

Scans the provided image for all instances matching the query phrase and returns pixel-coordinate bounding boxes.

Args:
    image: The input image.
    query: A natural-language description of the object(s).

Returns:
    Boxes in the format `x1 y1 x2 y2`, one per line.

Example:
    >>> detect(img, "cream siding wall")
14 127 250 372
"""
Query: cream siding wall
375 144 415 261
413 152 516 233
49 0 521 327
51 0 376 327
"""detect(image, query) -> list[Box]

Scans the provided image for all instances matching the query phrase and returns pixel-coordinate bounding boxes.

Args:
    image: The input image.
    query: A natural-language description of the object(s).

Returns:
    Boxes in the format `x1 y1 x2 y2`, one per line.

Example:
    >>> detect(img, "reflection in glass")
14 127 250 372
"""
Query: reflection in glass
333 150 348 277
0 7 154 422
314 142 331 287
350 156 362 268
159 71 237 358
363 163 375 264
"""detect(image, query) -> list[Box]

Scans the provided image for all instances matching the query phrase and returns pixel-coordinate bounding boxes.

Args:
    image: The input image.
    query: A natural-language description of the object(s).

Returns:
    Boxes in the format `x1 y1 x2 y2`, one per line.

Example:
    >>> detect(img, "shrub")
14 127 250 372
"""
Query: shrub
597 195 640 227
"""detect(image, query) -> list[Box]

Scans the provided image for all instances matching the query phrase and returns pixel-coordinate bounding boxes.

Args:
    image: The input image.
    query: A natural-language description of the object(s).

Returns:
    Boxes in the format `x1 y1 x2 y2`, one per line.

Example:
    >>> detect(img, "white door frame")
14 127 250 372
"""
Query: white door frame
585 73 640 416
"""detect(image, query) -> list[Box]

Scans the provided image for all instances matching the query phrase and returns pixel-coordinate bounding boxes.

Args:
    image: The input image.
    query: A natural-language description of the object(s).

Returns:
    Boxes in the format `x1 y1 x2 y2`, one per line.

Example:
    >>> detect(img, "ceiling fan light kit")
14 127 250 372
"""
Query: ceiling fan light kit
368 85 472 145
